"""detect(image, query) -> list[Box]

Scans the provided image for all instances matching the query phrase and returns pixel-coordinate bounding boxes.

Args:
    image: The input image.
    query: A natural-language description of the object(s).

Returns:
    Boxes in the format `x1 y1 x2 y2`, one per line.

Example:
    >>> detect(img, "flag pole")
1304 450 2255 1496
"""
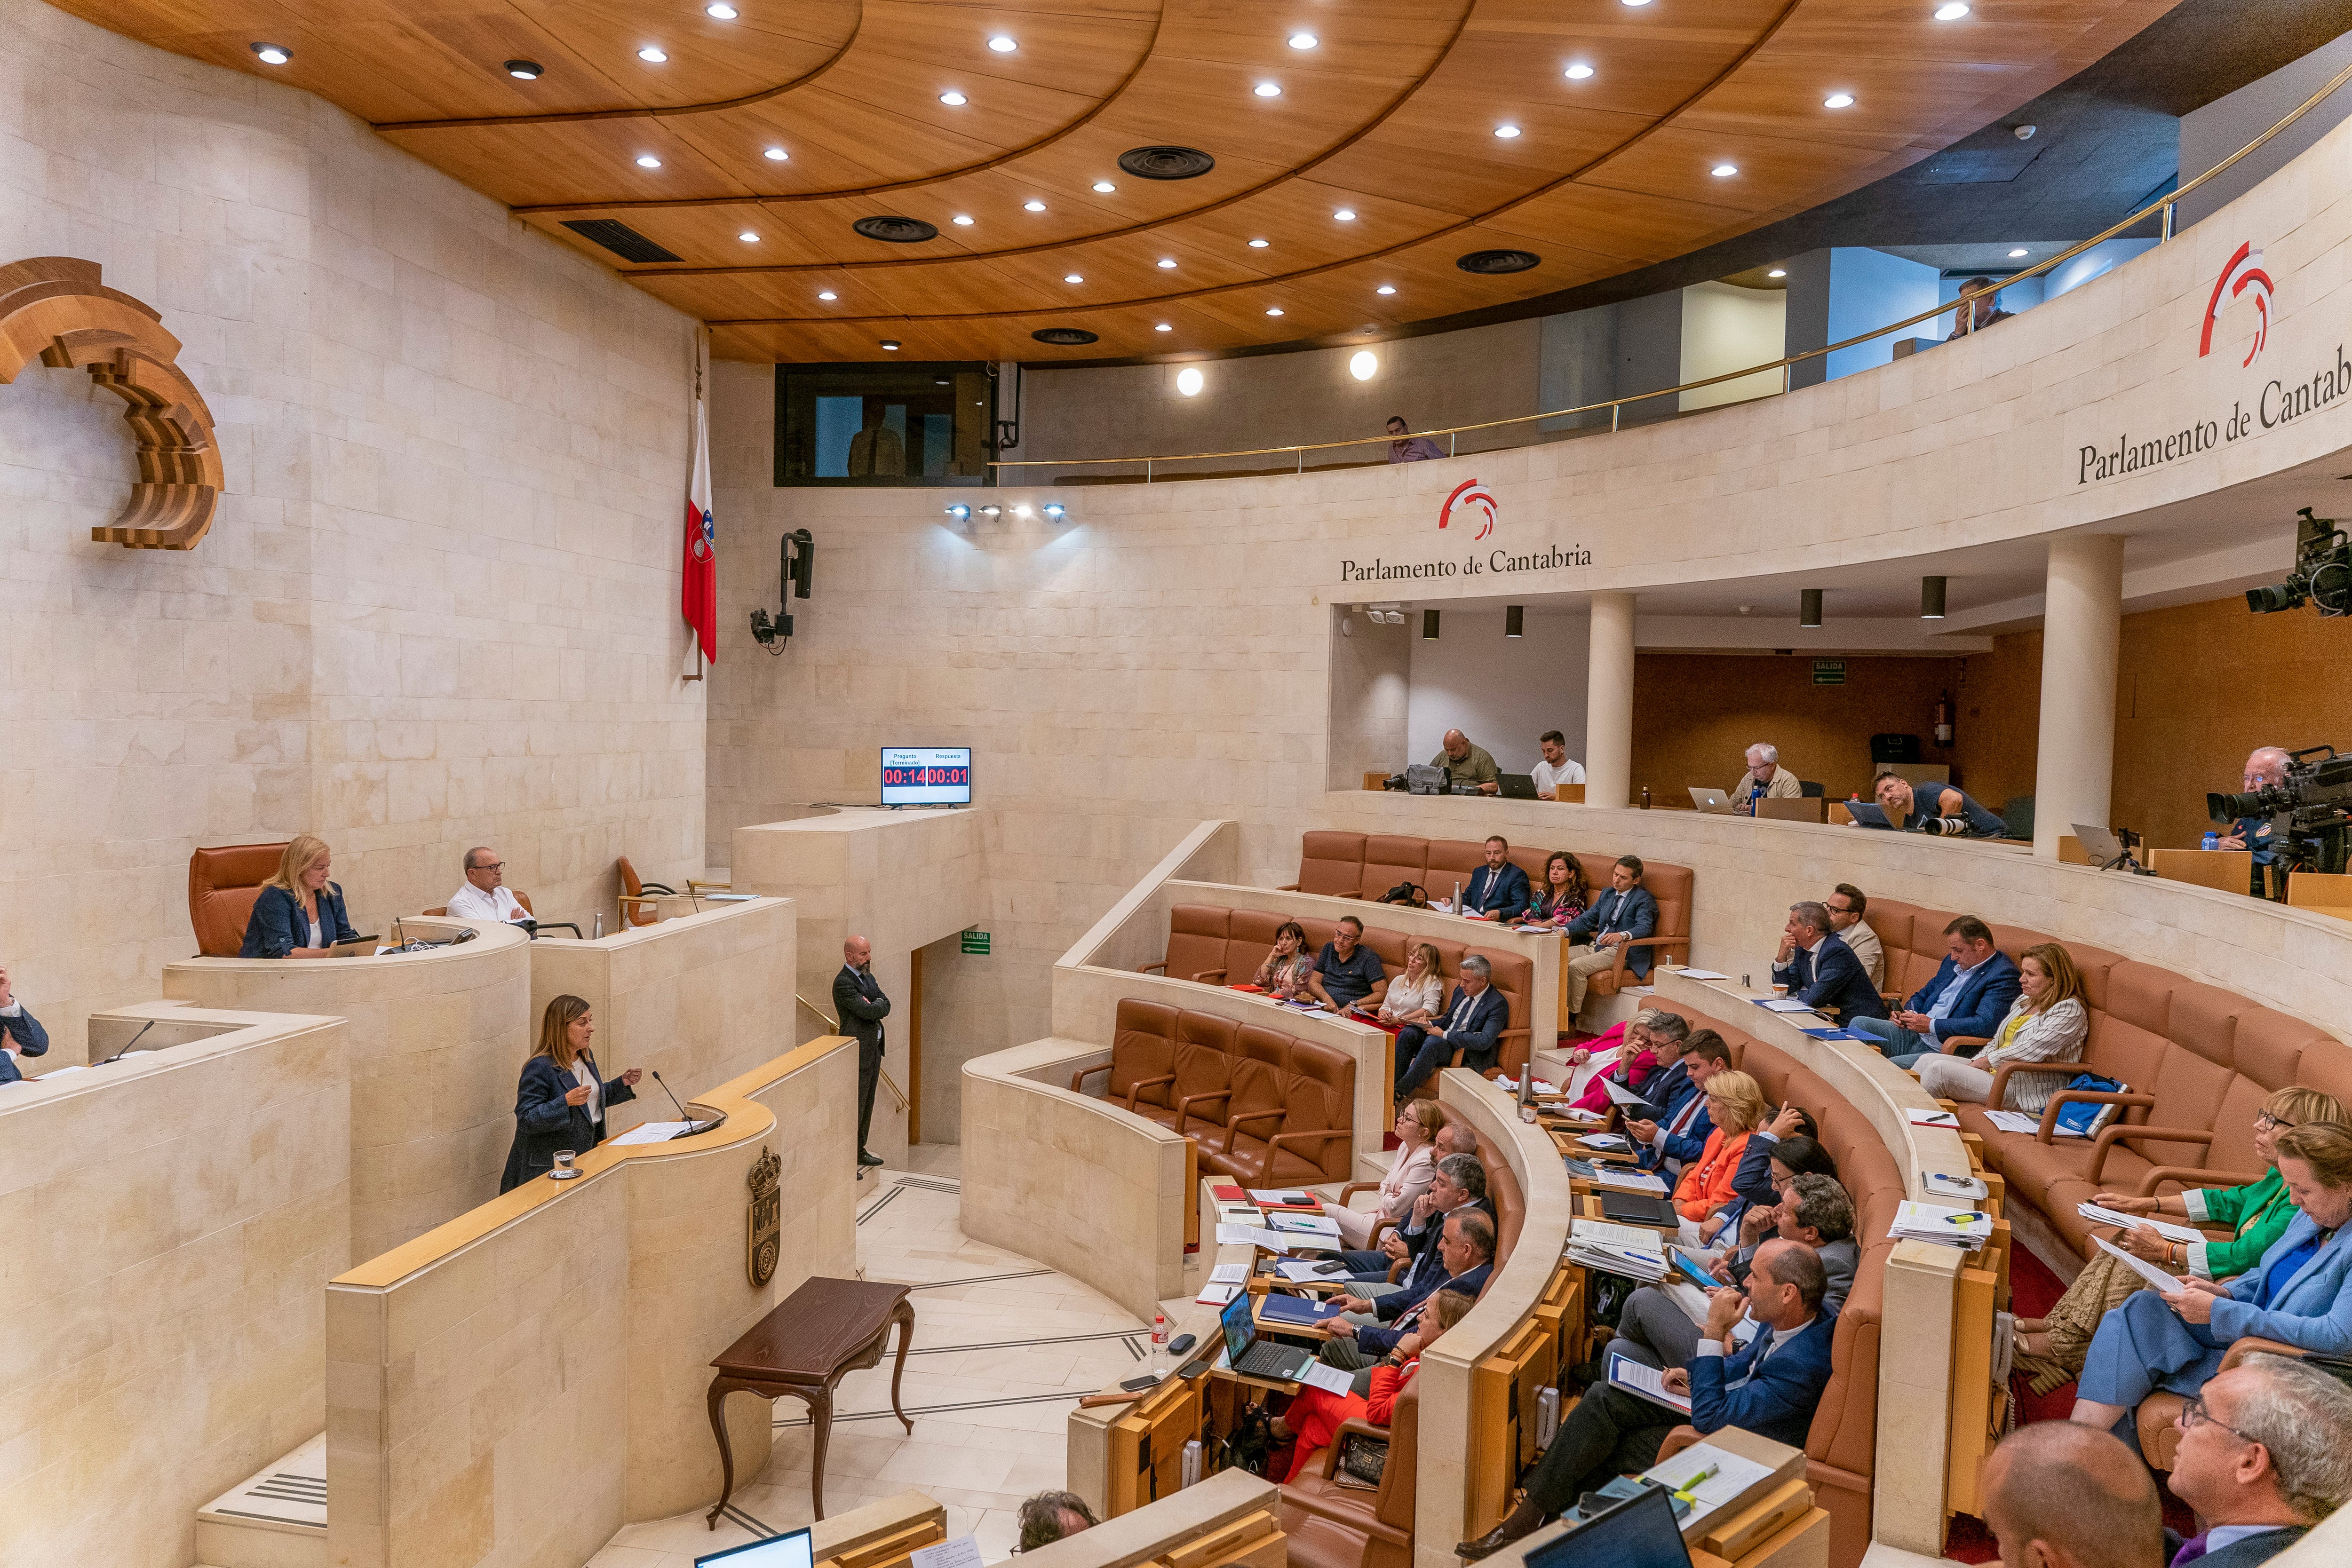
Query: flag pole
683 335 707 682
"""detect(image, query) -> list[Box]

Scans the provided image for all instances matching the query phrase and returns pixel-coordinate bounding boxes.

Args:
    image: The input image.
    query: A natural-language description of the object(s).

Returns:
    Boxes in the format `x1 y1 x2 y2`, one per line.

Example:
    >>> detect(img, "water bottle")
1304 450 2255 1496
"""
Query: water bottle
1152 1310 1169 1354
592 911 604 939
2201 832 2219 851
1640 786 1652 810
1452 878 1462 914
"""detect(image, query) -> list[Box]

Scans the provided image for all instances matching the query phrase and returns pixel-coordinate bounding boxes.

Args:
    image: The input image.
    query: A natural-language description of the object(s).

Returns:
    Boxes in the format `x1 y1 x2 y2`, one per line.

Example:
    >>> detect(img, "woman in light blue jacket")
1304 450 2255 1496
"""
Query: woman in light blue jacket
2070 1122 2352 1435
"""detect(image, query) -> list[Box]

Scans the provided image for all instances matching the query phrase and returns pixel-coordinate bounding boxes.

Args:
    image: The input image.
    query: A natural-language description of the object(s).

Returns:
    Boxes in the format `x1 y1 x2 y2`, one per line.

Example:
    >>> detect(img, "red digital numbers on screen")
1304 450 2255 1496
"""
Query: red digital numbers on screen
883 765 969 787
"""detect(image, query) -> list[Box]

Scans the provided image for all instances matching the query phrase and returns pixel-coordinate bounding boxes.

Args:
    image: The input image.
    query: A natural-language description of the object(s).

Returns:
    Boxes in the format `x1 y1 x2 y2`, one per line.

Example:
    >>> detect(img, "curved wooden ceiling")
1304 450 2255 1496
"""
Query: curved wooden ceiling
61 0 2181 363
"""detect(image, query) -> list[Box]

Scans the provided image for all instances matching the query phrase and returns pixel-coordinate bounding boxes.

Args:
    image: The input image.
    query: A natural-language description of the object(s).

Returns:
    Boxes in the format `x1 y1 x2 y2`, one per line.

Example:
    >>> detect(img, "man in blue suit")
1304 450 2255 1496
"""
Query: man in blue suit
1455 1240 1836 1559
1461 836 1531 921
1564 855 1660 1020
1629 1033 1732 1174
1394 956 1510 1097
1771 902 1890 1022
1849 914 2019 1065
0 963 48 1084
1321 1210 1495 1369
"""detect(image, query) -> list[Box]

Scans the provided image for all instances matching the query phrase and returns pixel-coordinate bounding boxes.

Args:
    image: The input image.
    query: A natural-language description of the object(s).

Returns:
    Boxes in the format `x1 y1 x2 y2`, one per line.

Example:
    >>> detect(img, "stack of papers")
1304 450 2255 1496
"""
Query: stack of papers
1569 1219 1668 1281
1593 1166 1669 1196
1984 1109 2080 1136
1249 1189 1320 1208
1269 1212 1342 1240
1923 1171 1989 1201
1890 1200 1993 1249
1494 1074 1560 1096
2077 1204 2203 1244
1755 998 1820 1014
1578 1132 1633 1152
1669 968 1732 982
1276 1259 1351 1282
609 1121 694 1146
1215 1223 1301 1253
1639 1443 1777 1531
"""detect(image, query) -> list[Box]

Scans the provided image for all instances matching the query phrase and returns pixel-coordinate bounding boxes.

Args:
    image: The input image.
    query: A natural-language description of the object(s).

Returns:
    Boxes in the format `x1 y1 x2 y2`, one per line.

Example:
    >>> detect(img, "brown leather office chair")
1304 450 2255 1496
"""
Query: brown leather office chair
189 842 289 956
1280 1381 1416 1568
618 857 674 927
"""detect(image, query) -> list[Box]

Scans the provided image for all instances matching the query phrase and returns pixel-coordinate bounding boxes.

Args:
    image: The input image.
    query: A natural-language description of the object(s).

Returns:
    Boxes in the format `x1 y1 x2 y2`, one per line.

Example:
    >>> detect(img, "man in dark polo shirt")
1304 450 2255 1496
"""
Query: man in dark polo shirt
1306 915 1384 1010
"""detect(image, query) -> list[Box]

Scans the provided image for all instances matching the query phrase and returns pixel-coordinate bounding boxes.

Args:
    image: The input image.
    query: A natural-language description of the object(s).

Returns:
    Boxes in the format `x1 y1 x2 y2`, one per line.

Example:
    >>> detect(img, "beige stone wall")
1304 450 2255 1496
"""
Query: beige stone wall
0 1004 350 1568
163 917 532 1260
0 0 707 1060
526 895 798 1136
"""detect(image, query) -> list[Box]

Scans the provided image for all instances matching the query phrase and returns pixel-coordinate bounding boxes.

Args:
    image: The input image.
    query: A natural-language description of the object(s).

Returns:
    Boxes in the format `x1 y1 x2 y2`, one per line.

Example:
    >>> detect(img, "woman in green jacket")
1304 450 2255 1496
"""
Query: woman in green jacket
2011 1084 2343 1394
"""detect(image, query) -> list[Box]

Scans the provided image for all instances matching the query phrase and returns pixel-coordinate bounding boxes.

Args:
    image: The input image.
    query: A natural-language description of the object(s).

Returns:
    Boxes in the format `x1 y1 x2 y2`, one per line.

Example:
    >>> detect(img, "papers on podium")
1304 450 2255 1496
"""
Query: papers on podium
609 1120 694 1146
1640 1441 1776 1532
1607 1352 1691 1414
1570 1219 1668 1281
1593 1166 1669 1196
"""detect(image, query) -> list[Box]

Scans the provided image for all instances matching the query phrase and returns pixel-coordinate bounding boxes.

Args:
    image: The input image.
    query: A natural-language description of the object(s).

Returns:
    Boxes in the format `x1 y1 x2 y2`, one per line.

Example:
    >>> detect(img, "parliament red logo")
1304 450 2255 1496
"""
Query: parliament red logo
1440 478 1497 541
2200 242 2274 368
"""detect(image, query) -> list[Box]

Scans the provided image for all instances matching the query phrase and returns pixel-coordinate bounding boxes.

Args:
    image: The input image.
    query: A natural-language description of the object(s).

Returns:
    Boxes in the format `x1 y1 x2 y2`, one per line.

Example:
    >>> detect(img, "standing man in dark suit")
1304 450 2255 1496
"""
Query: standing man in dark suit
1771 902 1889 1021
1562 855 1659 1021
0 962 48 1085
2159 1354 2352 1568
835 935 891 1170
1393 956 1510 1098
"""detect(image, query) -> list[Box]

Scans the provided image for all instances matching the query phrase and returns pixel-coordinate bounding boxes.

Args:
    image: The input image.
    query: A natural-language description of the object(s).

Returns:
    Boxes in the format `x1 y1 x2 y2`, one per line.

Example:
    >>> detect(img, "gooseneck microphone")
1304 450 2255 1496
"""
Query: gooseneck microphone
101 1018 159 1064
651 1069 694 1123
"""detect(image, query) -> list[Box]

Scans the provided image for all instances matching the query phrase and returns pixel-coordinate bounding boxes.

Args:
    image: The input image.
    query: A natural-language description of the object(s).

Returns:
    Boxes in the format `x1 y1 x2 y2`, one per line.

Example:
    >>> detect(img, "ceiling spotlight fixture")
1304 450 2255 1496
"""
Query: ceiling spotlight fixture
635 154 662 168
739 231 759 242
1767 268 1787 278
1155 322 1172 331
1494 124 1522 139
1711 163 1738 177
764 148 789 163
817 290 837 300
1921 576 1948 619
1248 238 1270 248
1024 199 1046 211
1505 605 1525 638
707 2 739 16
1565 63 1595 80
1042 501 1066 520
2008 247 2028 257
1334 208 1357 221
987 34 1018 52
880 339 902 351
1289 32 1318 48
1092 180 1116 192
505 59 544 79
250 42 291 64
939 91 968 105
1176 367 1204 396
1934 1 1970 17
1254 82 1282 97
638 46 668 62
1800 588 1823 628
945 503 971 521
1266 307 1285 316
1064 273 1084 283
1349 350 1378 381
1824 92 1854 109
1375 285 1396 295
1157 257 1177 268
952 214 974 224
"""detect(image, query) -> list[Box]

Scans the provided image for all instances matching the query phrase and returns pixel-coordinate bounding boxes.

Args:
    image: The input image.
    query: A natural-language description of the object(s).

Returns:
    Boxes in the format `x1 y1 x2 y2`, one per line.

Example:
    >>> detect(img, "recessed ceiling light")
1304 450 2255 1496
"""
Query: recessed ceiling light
1711 163 1738 177
1289 32 1318 49
1157 257 1176 268
1621 0 1653 6
1248 238 1270 248
987 35 1017 52
1934 1 1970 17
1254 82 1282 97
1350 350 1378 380
1177 367 1203 396
1494 125 1521 139
1155 322 1172 331
1767 269 1787 278
638 47 668 63
1266 307 1284 316
763 146 788 161
505 59 543 80
635 154 662 168
952 214 974 225
1565 63 1595 80
1092 180 1116 192
707 2 739 17
1024 199 1046 212
739 231 759 242
1334 208 1357 221
1824 92 1854 109
1064 273 1084 283
880 340 901 351
939 91 967 105
1375 285 1396 295
2009 247 2028 257
818 290 837 300
250 42 291 65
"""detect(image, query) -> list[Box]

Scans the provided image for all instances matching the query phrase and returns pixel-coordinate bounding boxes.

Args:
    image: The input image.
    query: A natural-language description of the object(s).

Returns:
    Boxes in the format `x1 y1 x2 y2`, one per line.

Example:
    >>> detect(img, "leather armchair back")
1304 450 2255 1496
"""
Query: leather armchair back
189 841 287 957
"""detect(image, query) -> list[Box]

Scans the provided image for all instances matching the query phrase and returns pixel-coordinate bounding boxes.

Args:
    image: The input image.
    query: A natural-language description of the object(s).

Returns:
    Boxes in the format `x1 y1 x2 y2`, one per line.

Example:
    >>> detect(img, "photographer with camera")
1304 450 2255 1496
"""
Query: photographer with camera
1866 773 2011 838
2207 744 2352 899
2210 747 2290 895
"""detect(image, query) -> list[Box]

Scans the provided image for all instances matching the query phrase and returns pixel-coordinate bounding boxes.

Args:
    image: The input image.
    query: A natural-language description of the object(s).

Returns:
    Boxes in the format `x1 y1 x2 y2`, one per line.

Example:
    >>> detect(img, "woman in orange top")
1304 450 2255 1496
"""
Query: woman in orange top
1672 1069 1770 1222
1273 1290 1472 1482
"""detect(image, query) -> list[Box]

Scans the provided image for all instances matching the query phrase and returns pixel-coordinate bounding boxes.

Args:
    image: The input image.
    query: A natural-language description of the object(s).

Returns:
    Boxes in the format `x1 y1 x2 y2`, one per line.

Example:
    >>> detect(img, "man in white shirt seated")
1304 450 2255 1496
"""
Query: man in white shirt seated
1532 730 1586 800
446 847 531 925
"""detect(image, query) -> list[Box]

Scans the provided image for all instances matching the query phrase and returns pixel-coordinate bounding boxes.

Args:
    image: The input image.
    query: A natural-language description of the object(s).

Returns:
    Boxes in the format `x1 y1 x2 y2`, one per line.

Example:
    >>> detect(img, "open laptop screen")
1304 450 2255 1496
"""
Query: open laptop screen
1219 1291 1256 1364
697 1527 816 1568
1523 1488 1691 1568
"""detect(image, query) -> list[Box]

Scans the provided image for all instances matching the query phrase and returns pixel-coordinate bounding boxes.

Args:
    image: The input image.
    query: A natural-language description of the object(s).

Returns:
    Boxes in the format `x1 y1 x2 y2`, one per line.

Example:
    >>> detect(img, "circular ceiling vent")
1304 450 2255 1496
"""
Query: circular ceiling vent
853 215 938 243
1456 248 1541 275
1031 327 1100 346
1118 145 1216 181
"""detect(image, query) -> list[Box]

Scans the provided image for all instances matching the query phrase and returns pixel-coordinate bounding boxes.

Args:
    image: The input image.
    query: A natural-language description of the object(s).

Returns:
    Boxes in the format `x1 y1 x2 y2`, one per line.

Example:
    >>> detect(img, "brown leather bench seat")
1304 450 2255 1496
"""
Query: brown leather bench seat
1287 831 1693 1005
1146 904 1537 1078
1084 999 1356 1186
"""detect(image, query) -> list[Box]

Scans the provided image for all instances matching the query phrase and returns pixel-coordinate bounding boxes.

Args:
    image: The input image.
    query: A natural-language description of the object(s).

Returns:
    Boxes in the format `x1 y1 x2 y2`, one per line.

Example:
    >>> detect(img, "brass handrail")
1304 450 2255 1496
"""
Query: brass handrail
993 55 2352 475
796 992 909 1109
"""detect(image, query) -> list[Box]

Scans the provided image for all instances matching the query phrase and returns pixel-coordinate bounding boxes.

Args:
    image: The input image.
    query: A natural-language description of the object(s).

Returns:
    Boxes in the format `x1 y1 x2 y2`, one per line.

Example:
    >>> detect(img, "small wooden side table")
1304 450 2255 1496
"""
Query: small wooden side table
705 1277 915 1526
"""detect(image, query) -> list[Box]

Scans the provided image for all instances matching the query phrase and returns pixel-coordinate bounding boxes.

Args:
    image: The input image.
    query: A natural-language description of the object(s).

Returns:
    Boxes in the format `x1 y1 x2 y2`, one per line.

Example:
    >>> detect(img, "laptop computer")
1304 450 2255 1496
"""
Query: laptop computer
1526 1486 1692 1568
1687 787 1735 813
1497 772 1538 800
697 1526 815 1568
1219 1291 1317 1382
1843 800 1893 829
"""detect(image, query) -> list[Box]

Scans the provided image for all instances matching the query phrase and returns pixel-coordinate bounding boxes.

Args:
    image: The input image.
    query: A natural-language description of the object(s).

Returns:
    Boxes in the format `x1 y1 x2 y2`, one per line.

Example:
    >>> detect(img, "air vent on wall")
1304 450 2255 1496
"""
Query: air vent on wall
562 219 682 264
1031 327 1099 345
1456 249 1540 275
853 216 939 243
1118 145 1216 180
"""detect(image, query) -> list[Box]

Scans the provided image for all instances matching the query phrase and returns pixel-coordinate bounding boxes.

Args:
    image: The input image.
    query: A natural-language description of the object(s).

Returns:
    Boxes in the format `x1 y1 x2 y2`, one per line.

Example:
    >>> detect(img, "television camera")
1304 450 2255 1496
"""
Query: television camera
2209 744 2352 888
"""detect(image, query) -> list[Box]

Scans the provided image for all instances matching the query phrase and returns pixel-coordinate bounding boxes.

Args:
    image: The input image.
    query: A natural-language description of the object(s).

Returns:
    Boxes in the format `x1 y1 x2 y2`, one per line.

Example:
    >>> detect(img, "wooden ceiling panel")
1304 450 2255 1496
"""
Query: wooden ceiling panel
58 0 2188 360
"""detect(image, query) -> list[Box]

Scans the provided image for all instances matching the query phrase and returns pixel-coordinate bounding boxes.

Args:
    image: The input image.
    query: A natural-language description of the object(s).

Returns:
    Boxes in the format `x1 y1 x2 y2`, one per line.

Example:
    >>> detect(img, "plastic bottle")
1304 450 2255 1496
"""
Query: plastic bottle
2201 832 2220 851
1152 1310 1169 1352
1640 786 1653 810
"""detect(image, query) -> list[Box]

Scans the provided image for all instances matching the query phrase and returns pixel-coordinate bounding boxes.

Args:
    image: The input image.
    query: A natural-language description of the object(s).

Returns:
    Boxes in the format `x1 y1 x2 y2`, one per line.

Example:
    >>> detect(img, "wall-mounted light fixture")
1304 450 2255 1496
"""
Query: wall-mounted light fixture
979 504 1002 517
1042 501 1066 520
1422 609 1441 640
1921 575 1947 618
1504 605 1524 638
943 503 971 522
1800 588 1823 628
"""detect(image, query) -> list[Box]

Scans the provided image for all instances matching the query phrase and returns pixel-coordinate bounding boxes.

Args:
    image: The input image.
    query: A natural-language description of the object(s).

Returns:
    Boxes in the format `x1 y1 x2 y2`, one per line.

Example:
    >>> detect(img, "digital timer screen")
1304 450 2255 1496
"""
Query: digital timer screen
880 746 972 806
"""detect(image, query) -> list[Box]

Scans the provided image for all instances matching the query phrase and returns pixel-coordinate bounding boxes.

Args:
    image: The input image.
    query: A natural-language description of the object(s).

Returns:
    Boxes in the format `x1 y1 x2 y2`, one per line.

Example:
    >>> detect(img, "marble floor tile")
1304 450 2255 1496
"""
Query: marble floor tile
595 1163 1139 1565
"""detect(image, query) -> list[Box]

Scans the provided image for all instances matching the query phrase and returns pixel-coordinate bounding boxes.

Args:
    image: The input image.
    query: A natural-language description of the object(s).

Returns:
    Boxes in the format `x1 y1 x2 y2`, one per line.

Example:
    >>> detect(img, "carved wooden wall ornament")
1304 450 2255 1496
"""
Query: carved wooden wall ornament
0 256 223 550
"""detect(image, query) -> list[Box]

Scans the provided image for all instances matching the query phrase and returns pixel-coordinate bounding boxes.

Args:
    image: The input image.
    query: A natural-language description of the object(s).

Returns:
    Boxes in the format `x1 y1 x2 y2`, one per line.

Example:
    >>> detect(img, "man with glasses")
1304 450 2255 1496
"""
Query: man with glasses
1824 884 1883 989
446 846 531 925
2164 1354 2352 1568
2212 747 2291 898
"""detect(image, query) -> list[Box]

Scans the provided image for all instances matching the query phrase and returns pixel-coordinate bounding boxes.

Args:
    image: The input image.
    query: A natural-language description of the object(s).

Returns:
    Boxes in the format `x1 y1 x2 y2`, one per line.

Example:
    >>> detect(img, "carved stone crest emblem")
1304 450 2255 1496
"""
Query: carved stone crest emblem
747 1147 782 1287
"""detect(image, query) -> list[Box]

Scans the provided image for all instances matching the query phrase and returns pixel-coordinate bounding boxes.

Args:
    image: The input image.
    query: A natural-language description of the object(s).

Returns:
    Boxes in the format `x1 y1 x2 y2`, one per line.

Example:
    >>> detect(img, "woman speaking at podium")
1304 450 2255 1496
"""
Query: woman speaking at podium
240 835 362 958
500 995 641 1192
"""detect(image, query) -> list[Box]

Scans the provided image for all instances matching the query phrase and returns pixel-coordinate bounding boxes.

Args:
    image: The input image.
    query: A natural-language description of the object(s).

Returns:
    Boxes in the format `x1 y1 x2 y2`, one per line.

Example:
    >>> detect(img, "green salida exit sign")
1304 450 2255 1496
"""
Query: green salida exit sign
960 929 990 955
1812 659 1846 686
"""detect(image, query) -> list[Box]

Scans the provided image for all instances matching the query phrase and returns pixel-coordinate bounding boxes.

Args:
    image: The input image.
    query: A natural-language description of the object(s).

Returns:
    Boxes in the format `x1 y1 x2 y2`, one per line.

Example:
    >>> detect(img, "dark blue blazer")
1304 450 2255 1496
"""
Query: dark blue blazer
499 1050 637 1192
1429 983 1511 1069
1901 951 2023 1045
1464 862 1531 920
1566 887 1660 979
1392 1197 1498 1291
1643 1060 1693 1122
1713 1131 1790 1238
1690 1310 1838 1448
1639 1070 1716 1172
1357 1262 1493 1354
240 882 362 958
0 1006 49 1084
1774 934 1890 1021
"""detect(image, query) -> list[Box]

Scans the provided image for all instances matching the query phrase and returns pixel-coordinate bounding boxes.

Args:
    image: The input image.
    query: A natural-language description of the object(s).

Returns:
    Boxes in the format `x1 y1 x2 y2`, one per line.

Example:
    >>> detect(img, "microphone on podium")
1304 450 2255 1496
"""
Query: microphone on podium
651 1070 723 1139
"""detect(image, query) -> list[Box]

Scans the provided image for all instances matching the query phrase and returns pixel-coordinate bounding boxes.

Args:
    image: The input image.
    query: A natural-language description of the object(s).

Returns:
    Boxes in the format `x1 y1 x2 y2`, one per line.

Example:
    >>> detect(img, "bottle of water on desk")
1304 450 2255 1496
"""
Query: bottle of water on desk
2201 832 2219 851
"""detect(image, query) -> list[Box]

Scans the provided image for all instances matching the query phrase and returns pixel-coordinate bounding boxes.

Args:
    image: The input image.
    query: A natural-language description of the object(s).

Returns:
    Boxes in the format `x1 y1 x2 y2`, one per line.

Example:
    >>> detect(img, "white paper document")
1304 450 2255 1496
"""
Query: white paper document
1578 1133 1632 1152
1297 1360 1358 1396
1756 998 1819 1014
1572 1219 1665 1253
1208 1262 1250 1285
1602 1077 1654 1107
2077 1204 2203 1245
608 1121 692 1146
1277 1259 1346 1282
1249 1189 1316 1204
1593 1168 1669 1195
1905 1108 1962 1128
1982 1110 2043 1135
2096 1236 2188 1293
1670 968 1732 981
1215 1223 1294 1251
1606 1352 1691 1414
1661 1280 1716 1326
1270 1212 1342 1236
911 1535 984 1568
1641 1443 1776 1528
1195 1283 1242 1307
